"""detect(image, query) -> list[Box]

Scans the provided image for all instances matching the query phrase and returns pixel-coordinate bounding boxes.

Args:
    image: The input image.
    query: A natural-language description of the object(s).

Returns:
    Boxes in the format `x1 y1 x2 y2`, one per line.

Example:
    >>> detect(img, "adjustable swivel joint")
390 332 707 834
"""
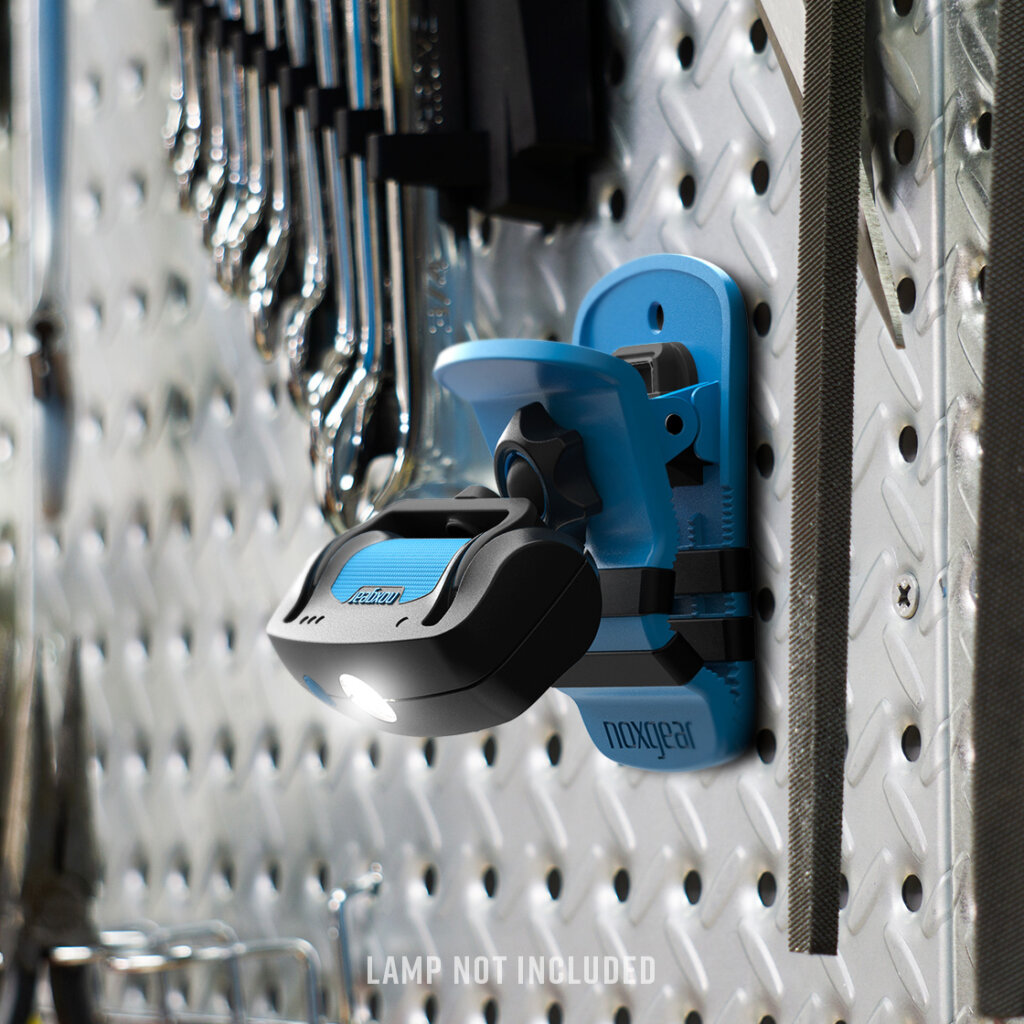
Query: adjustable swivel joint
268 254 755 769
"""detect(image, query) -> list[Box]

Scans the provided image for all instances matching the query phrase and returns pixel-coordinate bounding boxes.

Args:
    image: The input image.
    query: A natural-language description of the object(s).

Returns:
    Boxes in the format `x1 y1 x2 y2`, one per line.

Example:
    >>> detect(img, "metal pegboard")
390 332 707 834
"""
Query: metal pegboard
13 0 956 1021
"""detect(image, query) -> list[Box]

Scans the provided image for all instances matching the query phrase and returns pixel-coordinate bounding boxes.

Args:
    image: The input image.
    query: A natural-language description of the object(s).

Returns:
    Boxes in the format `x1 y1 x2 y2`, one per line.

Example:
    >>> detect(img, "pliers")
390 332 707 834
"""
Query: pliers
0 640 101 1024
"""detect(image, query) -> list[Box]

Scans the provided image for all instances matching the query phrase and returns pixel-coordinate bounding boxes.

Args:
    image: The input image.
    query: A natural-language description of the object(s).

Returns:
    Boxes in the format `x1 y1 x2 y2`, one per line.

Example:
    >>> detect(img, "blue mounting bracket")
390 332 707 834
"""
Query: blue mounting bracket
435 254 755 770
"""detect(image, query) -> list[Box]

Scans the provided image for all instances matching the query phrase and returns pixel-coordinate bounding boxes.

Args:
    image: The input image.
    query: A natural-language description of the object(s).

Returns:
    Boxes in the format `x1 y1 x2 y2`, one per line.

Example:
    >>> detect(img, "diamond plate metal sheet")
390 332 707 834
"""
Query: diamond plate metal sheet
6 0 956 1021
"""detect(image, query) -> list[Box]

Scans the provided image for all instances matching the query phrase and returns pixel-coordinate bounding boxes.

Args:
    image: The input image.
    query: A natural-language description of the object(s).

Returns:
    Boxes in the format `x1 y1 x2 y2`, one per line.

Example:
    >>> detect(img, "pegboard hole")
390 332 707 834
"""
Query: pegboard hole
894 129 916 166
316 862 330 892
978 110 993 151
423 738 436 766
685 1012 702 1024
135 734 151 773
219 860 235 891
423 864 438 896
216 730 235 772
613 868 630 902
903 873 924 911
979 264 987 299
893 0 913 15
757 871 777 906
759 1017 777 1024
897 276 916 314
755 443 774 478
750 18 768 52
613 1008 630 1024
752 302 772 336
368 992 381 1020
484 998 499 1024
368 740 381 768
751 160 770 195
546 733 562 765
839 872 850 909
266 861 281 892
266 734 281 771
546 867 563 900
608 48 626 86
684 869 702 904
678 35 696 69
756 588 775 622
899 425 918 463
316 739 329 769
649 302 665 333
173 734 192 772
547 1003 563 1024
479 216 493 247
483 866 499 898
756 728 776 764
424 995 438 1023
902 724 922 761
665 413 684 435
679 174 697 209
609 188 626 222
264 984 280 1013
482 735 497 765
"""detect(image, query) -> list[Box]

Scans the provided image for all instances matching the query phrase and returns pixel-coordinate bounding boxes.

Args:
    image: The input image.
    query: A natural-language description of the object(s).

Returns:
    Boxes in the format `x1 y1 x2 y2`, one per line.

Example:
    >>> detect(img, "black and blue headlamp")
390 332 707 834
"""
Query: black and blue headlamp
268 254 755 770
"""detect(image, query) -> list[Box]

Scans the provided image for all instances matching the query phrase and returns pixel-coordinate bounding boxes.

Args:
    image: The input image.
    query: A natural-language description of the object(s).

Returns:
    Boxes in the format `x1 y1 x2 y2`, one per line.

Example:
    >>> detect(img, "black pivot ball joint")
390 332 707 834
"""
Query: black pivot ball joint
494 402 602 537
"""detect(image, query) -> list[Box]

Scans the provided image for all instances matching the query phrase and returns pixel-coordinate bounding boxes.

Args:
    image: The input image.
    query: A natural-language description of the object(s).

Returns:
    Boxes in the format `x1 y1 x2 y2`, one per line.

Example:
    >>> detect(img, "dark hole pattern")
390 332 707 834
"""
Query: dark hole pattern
547 867 563 900
897 276 916 314
483 866 498 898
750 18 767 52
614 868 630 902
894 129 915 166
839 872 849 909
547 1003 564 1024
424 995 438 1024
679 175 697 208
756 728 776 764
751 160 770 194
894 0 913 14
902 724 922 762
666 413 684 435
899 425 918 463
903 874 923 911
609 189 626 222
484 998 499 1024
979 265 987 299
547 733 562 765
368 741 380 768
424 864 437 895
758 871 777 907
752 302 771 336
423 738 436 766
685 1012 703 1024
483 735 497 765
755 444 775 478
978 110 992 150
756 588 775 622
614 1007 631 1024
678 36 695 69
684 869 702 904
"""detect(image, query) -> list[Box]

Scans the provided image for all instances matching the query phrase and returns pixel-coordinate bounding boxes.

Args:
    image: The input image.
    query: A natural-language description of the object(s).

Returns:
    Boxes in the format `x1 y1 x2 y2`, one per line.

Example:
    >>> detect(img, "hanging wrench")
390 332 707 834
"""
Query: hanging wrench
193 8 229 233
171 0 204 205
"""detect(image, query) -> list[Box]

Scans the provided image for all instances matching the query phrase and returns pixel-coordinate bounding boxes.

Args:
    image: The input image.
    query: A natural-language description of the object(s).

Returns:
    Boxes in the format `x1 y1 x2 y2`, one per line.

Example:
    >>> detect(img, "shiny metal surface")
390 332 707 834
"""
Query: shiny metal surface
4 0 961 1021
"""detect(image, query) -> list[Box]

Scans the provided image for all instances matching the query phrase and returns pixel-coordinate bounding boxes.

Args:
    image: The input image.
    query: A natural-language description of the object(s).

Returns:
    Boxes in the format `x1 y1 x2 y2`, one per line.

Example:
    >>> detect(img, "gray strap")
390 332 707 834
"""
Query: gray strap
973 2 1024 1013
788 0 865 956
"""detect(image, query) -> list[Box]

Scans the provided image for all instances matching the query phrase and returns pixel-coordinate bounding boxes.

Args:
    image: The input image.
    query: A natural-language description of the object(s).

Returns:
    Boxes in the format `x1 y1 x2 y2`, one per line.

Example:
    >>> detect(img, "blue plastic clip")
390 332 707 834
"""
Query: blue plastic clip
434 254 754 770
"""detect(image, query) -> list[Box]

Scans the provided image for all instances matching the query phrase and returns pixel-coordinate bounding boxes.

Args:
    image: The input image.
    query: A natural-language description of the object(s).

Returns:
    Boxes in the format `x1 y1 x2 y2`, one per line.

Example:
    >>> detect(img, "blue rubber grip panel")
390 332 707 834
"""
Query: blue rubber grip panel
331 538 468 605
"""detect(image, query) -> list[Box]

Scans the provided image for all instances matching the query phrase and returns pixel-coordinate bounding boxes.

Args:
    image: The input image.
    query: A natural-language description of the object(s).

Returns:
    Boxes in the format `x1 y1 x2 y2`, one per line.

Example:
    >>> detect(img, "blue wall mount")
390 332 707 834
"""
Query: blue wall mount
435 254 754 770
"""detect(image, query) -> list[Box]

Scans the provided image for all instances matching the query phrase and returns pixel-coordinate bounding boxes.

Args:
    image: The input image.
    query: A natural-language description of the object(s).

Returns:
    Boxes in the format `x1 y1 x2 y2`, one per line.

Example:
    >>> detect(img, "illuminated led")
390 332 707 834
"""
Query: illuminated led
340 673 397 723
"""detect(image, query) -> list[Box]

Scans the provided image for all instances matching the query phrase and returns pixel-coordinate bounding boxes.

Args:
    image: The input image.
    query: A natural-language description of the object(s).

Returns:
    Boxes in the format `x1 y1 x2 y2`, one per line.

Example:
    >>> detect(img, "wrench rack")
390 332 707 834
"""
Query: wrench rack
0 0 988 1021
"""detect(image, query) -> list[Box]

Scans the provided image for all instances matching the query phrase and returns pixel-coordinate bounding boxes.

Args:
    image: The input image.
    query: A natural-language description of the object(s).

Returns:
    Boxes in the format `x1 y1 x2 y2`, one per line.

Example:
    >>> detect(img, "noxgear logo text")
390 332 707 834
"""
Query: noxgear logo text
603 719 697 759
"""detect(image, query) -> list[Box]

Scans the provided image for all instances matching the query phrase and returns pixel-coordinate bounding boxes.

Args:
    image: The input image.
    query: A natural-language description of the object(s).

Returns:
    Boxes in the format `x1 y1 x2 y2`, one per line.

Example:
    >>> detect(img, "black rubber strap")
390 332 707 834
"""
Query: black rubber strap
673 548 751 594
787 0 865 957
973 3 1024 1013
599 568 675 616
558 634 702 688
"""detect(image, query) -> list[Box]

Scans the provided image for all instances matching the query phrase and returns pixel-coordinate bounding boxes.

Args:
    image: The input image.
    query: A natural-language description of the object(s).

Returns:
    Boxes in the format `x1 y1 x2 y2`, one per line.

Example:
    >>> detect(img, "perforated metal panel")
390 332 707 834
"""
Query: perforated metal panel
1 0 970 1021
